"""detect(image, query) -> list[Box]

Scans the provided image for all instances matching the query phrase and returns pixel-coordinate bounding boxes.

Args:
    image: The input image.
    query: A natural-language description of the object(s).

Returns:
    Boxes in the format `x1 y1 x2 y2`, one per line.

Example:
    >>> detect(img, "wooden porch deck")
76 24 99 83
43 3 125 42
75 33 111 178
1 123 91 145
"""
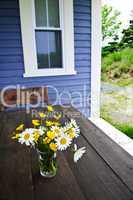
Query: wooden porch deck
0 107 133 200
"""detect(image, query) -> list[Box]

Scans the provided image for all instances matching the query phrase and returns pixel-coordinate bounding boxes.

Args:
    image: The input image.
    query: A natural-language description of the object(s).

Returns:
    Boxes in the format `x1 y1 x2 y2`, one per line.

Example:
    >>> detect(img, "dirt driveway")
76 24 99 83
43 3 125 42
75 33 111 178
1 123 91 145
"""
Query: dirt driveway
101 82 133 124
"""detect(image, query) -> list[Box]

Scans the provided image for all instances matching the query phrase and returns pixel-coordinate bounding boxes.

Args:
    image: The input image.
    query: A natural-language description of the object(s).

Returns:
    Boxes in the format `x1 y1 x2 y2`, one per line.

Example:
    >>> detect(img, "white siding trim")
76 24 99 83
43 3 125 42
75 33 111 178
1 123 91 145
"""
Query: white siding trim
90 0 102 118
89 118 133 156
19 0 75 77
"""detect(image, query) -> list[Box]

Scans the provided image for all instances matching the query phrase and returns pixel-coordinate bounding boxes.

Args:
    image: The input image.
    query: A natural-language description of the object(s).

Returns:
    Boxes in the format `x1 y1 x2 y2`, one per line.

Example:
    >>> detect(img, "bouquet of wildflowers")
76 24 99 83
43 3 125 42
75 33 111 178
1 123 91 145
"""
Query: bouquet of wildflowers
12 106 86 177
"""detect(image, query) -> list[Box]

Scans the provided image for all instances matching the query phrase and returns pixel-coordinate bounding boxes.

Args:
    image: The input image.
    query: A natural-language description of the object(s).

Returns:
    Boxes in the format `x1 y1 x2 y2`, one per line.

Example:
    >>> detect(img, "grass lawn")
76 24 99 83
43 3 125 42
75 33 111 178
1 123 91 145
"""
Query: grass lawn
101 48 133 139
101 104 133 139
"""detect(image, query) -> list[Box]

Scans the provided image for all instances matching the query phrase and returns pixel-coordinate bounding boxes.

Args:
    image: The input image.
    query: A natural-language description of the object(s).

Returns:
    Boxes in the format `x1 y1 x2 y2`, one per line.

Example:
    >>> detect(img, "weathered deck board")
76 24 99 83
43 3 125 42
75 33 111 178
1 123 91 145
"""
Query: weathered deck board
65 137 133 200
63 107 133 194
0 108 133 200
0 111 34 200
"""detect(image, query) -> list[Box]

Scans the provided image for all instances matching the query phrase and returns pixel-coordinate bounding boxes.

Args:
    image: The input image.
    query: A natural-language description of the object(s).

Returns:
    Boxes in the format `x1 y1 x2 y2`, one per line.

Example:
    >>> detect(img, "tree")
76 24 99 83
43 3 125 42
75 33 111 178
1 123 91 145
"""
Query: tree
102 5 122 42
120 12 133 48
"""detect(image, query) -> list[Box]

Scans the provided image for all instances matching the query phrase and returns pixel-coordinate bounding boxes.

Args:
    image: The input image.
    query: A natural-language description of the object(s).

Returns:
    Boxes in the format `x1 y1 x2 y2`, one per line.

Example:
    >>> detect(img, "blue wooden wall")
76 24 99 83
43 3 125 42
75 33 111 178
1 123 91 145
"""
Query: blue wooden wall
0 0 91 117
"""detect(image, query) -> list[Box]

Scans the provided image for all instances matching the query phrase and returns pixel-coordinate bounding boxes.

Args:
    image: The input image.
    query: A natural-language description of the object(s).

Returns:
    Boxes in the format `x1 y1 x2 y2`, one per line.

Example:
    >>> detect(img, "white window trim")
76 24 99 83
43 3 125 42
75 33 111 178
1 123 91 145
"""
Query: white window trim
90 0 133 157
19 0 76 77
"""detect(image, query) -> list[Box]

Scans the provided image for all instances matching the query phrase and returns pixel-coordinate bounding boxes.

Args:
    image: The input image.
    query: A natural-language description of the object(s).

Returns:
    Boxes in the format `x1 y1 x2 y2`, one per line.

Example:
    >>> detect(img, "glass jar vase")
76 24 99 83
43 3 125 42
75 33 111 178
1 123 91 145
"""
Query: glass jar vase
37 150 57 178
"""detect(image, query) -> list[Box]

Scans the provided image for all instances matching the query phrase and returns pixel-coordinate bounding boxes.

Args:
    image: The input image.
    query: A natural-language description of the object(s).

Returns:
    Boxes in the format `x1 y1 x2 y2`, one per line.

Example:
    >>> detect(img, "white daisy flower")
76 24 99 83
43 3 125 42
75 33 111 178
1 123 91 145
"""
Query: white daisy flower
67 119 80 135
74 144 78 151
37 128 44 136
61 126 68 133
74 145 86 163
55 133 72 151
64 123 80 139
51 126 61 137
70 119 77 127
74 126 80 135
39 126 47 133
67 127 79 139
18 128 34 146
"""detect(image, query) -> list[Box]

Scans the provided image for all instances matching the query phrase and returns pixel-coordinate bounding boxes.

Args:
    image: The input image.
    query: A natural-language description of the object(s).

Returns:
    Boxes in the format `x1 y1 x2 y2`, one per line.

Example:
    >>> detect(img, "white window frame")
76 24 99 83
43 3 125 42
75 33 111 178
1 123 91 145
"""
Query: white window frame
19 0 76 77
90 0 133 157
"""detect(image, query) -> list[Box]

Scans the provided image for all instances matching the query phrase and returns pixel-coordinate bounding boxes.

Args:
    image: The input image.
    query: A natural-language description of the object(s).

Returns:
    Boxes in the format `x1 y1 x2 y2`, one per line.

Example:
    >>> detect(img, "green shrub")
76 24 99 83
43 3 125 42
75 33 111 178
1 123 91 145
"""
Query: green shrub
102 42 119 56
111 52 122 62
102 48 133 85
120 48 133 65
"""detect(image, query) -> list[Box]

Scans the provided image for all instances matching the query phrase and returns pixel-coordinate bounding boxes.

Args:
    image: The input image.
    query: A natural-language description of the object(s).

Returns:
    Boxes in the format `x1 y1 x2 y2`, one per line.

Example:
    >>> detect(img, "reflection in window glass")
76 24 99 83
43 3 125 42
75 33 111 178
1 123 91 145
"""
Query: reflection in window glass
35 31 62 69
48 0 60 27
35 0 47 27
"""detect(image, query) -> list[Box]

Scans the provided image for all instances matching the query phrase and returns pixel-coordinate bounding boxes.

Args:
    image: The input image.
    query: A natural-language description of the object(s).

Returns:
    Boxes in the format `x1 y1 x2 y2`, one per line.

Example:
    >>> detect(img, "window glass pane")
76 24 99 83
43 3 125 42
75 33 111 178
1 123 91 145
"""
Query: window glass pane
35 0 47 27
48 0 60 27
35 31 49 68
35 31 62 69
49 31 62 68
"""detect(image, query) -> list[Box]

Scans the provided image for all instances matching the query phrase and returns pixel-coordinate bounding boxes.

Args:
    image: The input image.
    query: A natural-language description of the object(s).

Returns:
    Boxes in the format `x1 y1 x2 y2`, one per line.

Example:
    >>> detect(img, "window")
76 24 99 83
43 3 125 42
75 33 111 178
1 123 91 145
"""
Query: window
35 0 62 69
19 0 76 77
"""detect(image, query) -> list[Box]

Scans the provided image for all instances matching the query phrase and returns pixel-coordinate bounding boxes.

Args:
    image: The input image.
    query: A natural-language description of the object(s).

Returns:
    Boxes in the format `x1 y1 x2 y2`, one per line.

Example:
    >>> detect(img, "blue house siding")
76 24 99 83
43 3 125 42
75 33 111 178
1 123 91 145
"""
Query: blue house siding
0 0 91 117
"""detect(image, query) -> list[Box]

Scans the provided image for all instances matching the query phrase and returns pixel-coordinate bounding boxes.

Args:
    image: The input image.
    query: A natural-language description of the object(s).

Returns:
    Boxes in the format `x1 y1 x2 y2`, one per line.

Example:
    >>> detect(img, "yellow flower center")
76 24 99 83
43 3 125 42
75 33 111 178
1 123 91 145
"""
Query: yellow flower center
49 143 57 152
54 128 60 135
60 138 67 145
55 128 59 132
24 133 30 140
68 132 75 139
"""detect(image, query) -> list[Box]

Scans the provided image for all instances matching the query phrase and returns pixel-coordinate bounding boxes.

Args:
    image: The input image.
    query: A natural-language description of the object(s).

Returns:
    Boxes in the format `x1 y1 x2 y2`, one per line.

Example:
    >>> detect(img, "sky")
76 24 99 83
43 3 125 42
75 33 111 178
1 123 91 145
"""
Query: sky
102 0 133 28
